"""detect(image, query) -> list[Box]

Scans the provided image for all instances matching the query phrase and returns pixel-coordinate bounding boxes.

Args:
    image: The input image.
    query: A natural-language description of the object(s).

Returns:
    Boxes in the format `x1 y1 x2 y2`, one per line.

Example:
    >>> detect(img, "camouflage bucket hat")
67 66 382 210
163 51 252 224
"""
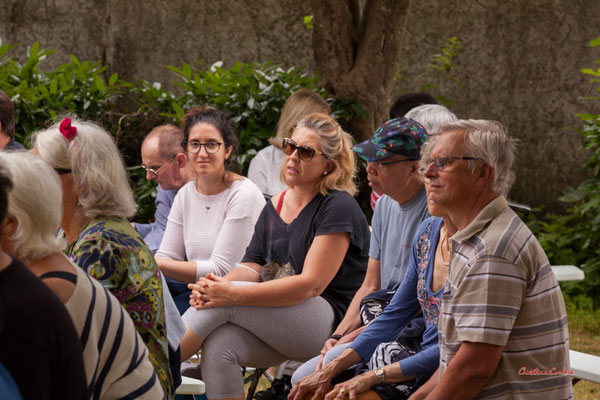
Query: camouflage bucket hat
351 117 428 162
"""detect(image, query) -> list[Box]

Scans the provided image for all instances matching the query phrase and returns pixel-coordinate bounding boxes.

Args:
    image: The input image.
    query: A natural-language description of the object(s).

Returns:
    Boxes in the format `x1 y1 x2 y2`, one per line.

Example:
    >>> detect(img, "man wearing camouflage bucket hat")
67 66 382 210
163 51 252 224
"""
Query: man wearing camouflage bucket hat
290 117 431 384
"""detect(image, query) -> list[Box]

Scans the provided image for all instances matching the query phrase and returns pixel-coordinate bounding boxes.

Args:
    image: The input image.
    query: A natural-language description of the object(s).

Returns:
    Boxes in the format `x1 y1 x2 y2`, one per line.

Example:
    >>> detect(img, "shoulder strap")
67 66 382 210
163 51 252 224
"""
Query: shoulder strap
39 271 77 284
276 189 288 215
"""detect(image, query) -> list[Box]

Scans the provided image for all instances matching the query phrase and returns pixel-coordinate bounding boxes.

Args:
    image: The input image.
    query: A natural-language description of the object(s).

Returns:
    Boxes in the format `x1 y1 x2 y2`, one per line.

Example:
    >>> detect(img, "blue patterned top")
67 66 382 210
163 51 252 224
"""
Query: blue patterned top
350 216 444 378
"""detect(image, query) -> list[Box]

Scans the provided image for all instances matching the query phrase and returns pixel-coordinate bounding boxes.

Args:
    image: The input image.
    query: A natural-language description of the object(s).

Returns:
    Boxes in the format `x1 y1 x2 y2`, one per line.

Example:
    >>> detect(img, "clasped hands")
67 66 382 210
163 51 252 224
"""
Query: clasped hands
289 366 374 400
188 273 235 309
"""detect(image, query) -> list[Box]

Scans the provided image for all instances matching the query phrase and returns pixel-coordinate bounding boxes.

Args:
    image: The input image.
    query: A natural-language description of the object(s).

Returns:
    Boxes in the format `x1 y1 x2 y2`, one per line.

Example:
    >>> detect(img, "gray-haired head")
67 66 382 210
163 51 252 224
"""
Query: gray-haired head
435 119 518 197
405 104 457 135
32 116 137 219
0 151 64 260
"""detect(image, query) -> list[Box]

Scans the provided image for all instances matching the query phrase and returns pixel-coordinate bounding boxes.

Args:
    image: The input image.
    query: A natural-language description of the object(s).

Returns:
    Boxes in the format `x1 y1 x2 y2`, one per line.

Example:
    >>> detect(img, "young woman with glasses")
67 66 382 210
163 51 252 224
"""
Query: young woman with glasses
154 108 265 314
179 113 370 400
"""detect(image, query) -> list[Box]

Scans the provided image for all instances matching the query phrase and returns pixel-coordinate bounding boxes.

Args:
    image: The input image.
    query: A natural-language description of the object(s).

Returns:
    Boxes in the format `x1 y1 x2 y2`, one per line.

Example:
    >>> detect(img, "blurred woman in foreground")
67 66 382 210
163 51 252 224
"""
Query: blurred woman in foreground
0 151 164 399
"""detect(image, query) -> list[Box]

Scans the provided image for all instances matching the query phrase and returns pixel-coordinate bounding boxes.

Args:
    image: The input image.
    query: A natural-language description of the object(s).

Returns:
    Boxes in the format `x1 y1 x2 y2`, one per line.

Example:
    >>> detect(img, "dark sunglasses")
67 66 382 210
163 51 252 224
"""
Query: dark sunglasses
282 138 327 162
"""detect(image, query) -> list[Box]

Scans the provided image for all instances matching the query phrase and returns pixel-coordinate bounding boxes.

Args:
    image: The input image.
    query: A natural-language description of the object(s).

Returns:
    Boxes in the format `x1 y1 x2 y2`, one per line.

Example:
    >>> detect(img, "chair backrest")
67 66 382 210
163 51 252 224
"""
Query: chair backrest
508 202 531 219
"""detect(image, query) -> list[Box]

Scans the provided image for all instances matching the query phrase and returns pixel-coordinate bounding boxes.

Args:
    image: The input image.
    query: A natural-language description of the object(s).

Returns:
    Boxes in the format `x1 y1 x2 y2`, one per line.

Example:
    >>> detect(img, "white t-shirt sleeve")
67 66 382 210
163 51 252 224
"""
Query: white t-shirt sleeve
248 150 269 194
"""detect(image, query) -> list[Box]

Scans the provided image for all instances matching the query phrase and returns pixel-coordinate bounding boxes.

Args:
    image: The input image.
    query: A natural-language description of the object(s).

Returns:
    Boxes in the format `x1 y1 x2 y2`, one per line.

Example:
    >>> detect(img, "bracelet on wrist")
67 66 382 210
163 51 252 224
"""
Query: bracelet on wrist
329 334 343 340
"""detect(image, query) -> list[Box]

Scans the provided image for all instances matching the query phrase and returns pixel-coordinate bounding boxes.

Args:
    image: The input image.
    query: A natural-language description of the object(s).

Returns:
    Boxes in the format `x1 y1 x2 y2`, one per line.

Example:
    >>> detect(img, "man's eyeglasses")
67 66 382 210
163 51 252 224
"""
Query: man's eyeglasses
282 138 327 162
422 156 485 172
141 154 176 176
182 140 223 154
368 158 415 171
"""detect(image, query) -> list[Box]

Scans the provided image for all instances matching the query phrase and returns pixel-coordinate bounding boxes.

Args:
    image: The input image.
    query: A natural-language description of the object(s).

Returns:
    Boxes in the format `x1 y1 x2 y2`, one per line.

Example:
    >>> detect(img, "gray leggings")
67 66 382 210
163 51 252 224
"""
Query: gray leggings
182 296 335 398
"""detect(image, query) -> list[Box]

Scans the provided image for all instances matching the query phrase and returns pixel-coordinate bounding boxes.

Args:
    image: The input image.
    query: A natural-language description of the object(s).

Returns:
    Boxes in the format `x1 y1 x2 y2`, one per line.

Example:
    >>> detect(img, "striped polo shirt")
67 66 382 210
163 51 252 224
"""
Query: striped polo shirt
440 196 572 399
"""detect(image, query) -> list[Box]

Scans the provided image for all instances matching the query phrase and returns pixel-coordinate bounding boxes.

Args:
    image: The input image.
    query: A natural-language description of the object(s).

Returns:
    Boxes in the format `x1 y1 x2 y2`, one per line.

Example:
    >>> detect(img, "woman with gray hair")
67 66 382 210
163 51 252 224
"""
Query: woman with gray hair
32 117 173 398
0 151 164 399
404 104 457 135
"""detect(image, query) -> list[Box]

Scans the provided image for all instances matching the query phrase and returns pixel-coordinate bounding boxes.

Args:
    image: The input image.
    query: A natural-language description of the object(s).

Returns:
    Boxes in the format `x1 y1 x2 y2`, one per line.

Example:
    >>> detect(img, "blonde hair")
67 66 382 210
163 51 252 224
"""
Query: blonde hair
269 89 330 148
32 116 137 219
282 113 357 196
0 152 65 260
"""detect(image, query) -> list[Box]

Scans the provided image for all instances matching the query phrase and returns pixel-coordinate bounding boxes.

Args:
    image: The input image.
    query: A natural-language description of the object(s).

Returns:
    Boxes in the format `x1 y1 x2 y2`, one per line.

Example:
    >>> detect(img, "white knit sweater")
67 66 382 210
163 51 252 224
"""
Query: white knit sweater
156 178 266 280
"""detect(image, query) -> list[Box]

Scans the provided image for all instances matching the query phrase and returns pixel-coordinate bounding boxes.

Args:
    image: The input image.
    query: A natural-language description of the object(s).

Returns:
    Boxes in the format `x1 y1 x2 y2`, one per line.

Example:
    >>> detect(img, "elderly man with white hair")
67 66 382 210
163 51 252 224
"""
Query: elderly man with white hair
411 120 572 399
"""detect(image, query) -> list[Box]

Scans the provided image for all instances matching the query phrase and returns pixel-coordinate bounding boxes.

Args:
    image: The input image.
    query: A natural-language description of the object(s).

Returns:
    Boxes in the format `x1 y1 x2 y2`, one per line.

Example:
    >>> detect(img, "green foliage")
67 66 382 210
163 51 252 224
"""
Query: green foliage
303 15 314 30
0 41 123 147
535 37 600 307
170 61 324 172
564 293 600 336
395 36 462 107
123 60 338 174
0 41 363 224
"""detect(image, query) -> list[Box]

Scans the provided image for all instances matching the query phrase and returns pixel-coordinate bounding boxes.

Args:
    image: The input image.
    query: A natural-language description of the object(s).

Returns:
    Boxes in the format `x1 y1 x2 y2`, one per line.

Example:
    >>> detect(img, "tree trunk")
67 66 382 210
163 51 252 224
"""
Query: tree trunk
310 0 411 142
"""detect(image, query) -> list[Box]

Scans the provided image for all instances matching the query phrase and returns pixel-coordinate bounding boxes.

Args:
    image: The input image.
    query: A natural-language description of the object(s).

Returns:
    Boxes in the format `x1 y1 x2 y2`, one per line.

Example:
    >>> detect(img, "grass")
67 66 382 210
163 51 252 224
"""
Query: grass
243 305 600 399
566 302 600 399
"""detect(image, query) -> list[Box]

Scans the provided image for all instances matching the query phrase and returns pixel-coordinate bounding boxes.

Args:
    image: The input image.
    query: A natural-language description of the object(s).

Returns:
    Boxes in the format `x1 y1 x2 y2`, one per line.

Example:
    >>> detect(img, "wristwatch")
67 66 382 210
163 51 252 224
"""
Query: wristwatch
375 367 385 383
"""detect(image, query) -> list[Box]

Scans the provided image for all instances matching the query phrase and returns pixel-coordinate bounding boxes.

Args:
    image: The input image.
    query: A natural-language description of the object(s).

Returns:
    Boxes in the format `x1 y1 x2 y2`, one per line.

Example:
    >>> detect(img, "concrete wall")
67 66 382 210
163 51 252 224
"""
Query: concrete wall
400 0 600 211
1 0 599 209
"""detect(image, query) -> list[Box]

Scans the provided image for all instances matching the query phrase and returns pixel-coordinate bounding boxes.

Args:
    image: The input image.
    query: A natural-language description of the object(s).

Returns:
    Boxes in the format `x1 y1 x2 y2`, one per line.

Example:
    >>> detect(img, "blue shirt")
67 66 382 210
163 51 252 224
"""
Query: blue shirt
0 363 22 400
135 186 178 252
351 217 443 378
3 137 25 151
370 188 430 289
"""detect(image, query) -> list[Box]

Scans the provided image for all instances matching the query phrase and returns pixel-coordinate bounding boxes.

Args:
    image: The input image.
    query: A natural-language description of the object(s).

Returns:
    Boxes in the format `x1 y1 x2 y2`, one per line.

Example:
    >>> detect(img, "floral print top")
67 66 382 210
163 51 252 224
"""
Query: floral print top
66 216 173 399
350 217 445 378
416 219 442 324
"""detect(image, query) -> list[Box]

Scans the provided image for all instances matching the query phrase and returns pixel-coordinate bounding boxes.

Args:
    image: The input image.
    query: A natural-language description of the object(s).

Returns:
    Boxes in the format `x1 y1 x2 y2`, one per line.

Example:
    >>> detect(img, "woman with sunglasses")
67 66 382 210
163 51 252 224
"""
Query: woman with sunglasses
180 113 370 400
248 89 330 196
154 108 265 314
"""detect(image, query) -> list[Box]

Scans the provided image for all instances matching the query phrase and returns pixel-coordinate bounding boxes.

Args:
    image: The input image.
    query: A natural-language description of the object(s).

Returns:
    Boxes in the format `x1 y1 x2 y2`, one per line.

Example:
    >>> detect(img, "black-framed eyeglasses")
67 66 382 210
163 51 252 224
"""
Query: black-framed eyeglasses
368 158 415 171
182 140 223 154
141 154 177 175
282 138 327 162
422 156 485 172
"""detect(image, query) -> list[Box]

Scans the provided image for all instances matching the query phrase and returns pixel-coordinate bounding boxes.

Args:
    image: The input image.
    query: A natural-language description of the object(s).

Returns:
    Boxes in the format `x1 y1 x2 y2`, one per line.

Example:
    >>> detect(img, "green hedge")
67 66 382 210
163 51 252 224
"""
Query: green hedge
531 37 600 308
0 41 363 222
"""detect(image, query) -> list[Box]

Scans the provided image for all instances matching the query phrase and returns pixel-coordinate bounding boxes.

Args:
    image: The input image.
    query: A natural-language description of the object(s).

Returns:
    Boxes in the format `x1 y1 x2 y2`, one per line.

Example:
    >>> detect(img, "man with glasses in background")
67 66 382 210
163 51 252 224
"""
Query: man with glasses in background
292 117 435 384
135 124 195 252
0 89 25 151
135 124 194 391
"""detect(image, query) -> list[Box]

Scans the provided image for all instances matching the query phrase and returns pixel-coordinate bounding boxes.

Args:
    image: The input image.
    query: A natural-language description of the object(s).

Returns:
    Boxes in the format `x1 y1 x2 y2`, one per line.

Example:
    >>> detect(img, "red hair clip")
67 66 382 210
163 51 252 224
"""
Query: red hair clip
59 117 77 142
